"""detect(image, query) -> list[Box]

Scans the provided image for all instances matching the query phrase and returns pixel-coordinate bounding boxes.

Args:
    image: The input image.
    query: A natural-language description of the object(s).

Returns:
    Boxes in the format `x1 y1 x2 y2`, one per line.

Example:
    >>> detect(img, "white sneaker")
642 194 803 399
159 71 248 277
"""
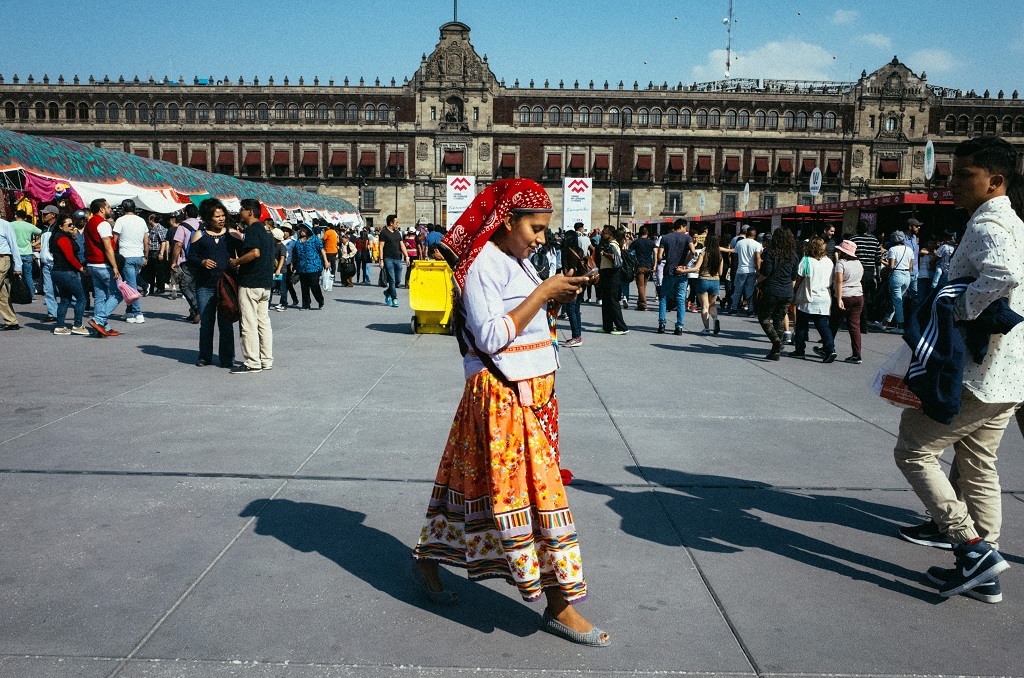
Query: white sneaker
134 314 145 323
125 316 139 324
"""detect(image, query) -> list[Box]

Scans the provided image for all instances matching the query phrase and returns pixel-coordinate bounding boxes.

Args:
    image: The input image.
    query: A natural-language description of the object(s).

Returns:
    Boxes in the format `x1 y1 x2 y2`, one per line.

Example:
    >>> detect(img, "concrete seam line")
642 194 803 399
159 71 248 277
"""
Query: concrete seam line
104 335 422 678
561 330 764 678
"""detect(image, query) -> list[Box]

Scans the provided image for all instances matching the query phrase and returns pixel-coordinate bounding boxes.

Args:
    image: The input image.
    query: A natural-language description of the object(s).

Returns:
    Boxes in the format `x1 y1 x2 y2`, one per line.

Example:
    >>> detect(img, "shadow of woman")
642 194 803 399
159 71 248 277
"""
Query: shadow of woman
573 467 939 602
240 498 538 636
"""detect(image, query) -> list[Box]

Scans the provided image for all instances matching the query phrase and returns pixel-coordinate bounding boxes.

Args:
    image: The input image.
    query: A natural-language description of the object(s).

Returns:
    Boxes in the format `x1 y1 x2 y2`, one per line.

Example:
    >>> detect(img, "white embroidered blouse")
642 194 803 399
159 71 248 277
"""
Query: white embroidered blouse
461 241 559 381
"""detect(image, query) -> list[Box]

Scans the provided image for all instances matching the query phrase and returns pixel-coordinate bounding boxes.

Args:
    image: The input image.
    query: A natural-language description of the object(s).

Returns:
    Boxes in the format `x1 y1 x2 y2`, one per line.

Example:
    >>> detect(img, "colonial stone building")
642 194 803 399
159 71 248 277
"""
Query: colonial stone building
2 21 1022 229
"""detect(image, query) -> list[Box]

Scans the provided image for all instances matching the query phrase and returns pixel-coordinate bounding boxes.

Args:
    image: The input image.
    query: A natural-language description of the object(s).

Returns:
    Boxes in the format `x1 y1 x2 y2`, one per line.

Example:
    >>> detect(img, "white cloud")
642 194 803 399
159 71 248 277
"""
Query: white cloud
832 9 858 25
860 33 892 49
909 48 961 73
692 41 840 82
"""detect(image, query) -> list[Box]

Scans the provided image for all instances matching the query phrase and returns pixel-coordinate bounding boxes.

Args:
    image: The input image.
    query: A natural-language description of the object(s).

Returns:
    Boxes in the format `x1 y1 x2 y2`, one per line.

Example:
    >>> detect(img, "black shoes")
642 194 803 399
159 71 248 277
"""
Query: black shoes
230 364 263 375
673 326 683 335
812 345 838 363
936 540 1008 598
657 323 665 334
926 567 1002 604
898 520 954 550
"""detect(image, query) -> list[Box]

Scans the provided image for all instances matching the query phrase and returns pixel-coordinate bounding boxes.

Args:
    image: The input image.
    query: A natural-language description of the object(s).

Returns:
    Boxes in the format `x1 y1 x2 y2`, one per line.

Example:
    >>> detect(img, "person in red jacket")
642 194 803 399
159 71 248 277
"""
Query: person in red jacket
83 199 122 337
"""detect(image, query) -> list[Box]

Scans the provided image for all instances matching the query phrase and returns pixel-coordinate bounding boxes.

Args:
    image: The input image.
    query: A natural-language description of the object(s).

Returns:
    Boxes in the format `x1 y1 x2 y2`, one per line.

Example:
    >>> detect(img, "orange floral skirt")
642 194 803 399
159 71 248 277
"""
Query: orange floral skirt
412 369 587 603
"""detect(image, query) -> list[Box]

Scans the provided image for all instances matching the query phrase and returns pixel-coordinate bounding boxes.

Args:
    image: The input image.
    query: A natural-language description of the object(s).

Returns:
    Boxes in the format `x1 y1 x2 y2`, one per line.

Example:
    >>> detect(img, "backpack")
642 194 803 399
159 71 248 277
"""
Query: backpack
620 248 639 282
216 269 242 324
530 248 551 280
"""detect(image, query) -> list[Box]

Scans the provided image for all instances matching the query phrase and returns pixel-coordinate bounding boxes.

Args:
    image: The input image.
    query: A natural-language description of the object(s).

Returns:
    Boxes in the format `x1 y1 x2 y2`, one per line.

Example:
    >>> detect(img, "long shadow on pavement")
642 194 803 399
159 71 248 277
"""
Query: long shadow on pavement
240 498 538 636
573 467 939 602
138 344 199 364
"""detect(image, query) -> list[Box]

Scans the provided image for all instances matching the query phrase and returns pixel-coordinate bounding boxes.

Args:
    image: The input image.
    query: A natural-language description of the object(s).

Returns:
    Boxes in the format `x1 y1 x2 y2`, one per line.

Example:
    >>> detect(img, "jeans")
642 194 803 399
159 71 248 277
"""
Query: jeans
887 270 911 324
598 268 627 332
620 279 630 304
196 285 235 366
795 310 834 355
21 254 34 301
52 269 86 328
89 264 122 328
175 263 199 316
564 295 582 339
861 272 878 328
122 256 144 315
41 261 57 317
917 277 933 304
239 286 273 369
731 271 757 311
383 258 403 300
757 294 791 349
658 274 688 328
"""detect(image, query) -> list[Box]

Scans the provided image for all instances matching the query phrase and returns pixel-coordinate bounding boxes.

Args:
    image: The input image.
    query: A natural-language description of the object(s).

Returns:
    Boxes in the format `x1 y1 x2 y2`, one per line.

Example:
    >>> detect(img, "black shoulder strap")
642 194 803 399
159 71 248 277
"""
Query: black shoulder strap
453 300 518 393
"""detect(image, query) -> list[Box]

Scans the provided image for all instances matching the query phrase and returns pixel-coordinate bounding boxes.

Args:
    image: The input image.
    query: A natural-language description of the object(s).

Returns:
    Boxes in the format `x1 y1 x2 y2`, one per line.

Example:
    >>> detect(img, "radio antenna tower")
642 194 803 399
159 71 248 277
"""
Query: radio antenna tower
724 0 734 78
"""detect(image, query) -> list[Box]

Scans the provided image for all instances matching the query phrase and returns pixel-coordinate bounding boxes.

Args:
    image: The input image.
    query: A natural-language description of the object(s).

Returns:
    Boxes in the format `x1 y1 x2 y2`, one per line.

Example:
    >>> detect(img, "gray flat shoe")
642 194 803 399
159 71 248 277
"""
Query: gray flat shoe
410 561 459 605
540 611 610 647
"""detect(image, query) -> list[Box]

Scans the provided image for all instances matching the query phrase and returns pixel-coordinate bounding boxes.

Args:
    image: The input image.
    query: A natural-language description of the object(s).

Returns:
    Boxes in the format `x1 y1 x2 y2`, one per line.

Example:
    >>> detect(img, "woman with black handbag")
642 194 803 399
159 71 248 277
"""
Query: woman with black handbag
338 233 357 287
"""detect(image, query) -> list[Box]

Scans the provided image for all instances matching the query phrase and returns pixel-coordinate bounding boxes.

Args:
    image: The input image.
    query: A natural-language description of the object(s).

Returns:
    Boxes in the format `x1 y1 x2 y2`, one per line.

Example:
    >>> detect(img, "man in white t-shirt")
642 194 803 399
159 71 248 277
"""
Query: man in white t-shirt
113 199 150 322
730 226 763 315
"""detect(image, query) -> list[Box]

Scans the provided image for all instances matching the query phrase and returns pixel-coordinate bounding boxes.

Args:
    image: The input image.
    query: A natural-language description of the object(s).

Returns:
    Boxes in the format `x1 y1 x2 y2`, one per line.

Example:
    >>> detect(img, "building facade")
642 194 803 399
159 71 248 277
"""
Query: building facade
2 22 1022 229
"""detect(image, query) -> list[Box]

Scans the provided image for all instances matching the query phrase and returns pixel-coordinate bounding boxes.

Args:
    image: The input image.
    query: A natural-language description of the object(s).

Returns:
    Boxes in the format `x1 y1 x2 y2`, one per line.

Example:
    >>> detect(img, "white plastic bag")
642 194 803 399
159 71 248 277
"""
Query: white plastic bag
320 268 334 292
870 344 922 409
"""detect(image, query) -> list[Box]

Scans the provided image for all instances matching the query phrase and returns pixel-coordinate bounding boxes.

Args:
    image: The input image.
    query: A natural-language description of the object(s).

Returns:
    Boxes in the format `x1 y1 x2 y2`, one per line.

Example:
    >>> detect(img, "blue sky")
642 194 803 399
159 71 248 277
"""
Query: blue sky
4 0 1022 92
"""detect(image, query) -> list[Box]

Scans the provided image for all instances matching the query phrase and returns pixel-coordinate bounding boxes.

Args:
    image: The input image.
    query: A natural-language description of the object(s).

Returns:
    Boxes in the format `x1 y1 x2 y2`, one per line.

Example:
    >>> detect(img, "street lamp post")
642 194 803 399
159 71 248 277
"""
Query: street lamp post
393 107 400 218
615 116 626 227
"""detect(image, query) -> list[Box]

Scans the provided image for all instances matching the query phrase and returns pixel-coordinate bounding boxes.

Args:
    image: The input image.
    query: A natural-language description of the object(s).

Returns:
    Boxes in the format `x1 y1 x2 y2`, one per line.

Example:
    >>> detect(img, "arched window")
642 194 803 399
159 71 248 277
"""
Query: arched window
886 116 898 131
347 103 358 121
561 106 572 125
638 107 650 126
1002 117 1013 134
985 116 997 133
3 102 14 121
78 102 89 120
579 107 590 124
166 103 177 122
812 111 823 129
48 102 59 120
317 103 329 121
667 108 678 126
696 109 708 127
957 116 968 133
214 103 226 122
622 107 633 125
377 104 388 122
65 102 75 120
1015 117 1024 134
35 102 46 120
945 115 957 133
725 110 737 128
531 106 543 123
609 107 620 125
244 103 256 121
709 109 721 127
305 104 316 121
679 109 691 127
548 106 559 124
335 103 346 122
227 103 238 122
17 102 29 120
796 111 808 130
364 103 375 122
824 112 836 129
738 110 749 128
258 103 269 121
518 105 530 123
155 102 166 122
288 103 299 121
754 110 766 129
126 102 137 123
138 102 149 122
767 111 779 129
973 116 984 133
108 102 119 122
651 108 662 126
783 111 795 130
92 102 104 122
197 103 209 121
592 107 603 125
182 103 193 122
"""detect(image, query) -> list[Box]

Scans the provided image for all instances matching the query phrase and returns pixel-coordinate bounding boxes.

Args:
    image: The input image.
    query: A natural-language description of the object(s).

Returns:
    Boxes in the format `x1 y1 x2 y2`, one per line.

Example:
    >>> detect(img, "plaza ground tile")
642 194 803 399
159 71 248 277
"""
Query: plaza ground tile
0 474 281 658
0 656 118 678
135 480 753 675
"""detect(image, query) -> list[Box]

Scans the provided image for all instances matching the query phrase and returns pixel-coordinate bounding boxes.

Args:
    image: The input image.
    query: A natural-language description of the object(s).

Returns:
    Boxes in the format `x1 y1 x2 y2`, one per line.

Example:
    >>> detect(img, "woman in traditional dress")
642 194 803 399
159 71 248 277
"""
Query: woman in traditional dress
411 179 608 647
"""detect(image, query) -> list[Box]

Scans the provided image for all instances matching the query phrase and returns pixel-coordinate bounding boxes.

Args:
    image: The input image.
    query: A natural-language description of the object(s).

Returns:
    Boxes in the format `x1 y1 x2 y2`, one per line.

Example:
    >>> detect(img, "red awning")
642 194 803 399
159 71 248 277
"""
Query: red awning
244 151 261 166
272 151 289 166
936 161 951 177
802 158 817 173
216 151 233 167
189 150 207 167
777 158 793 174
880 159 900 175
330 151 348 167
668 155 684 171
301 151 319 167
826 158 842 175
387 151 405 167
594 154 609 170
724 156 740 172
546 153 561 169
696 155 712 172
753 157 769 173
360 151 377 167
570 153 585 170
500 153 516 169
134 149 149 158
444 151 464 166
636 155 652 170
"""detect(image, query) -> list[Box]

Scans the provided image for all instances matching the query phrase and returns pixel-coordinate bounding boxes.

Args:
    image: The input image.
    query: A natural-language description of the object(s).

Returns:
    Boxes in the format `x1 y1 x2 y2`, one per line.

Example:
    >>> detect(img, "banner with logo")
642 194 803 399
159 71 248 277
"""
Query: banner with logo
445 175 476 228
562 177 592 232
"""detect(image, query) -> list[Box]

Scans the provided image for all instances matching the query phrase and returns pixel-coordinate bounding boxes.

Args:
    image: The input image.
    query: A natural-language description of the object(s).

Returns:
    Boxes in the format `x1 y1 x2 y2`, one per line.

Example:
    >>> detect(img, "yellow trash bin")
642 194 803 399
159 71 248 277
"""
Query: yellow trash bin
409 260 454 334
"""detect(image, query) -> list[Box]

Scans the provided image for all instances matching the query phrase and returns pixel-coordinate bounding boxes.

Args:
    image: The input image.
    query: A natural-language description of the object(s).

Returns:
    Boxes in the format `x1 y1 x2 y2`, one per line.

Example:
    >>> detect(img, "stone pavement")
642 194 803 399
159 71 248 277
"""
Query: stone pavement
0 279 1021 678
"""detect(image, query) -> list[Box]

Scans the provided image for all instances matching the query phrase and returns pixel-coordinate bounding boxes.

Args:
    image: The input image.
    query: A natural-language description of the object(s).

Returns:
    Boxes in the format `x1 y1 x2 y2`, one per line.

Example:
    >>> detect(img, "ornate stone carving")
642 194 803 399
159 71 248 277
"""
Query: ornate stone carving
913 150 924 167
478 143 490 161
853 150 864 168
417 142 428 160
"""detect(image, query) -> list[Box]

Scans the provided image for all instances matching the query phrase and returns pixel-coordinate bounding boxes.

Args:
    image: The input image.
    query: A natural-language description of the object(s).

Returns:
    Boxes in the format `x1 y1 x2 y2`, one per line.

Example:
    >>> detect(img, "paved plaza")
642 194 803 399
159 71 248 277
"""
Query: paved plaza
1 282 1022 678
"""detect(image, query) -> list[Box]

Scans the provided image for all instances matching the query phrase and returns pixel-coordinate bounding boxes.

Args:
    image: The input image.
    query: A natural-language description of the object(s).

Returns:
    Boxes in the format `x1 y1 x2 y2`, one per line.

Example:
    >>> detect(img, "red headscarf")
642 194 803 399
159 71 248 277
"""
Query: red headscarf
440 178 552 290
